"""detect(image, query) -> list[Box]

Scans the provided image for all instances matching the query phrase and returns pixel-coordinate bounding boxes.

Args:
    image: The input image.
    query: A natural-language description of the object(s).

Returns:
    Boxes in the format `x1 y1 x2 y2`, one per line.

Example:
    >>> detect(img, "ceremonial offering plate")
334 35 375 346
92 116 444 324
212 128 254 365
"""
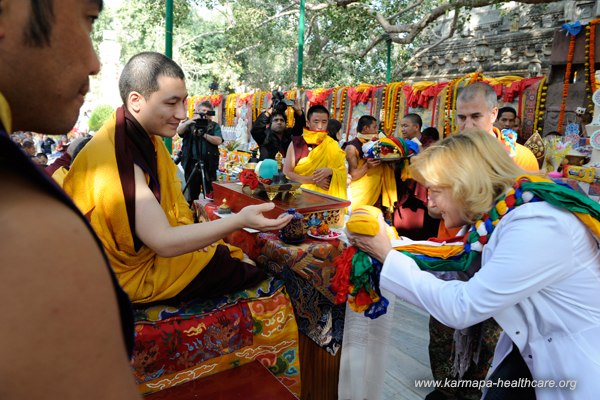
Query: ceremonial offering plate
242 180 302 200
307 229 342 240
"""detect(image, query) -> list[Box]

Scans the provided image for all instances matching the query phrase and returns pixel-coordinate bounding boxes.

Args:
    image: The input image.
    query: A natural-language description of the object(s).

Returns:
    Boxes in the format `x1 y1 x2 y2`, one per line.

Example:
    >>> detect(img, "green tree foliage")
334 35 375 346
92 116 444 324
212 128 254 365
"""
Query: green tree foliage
88 104 114 132
91 0 557 94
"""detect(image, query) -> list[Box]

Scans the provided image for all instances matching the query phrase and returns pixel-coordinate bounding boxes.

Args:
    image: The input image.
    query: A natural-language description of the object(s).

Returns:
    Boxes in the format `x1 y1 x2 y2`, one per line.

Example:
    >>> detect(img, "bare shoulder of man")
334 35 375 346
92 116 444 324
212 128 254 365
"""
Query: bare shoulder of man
0 171 140 399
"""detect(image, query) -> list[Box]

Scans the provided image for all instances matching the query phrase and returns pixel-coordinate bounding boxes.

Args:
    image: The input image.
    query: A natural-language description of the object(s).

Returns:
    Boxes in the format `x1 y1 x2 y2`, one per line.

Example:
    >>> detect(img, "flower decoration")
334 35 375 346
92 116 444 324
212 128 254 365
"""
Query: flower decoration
558 30 577 133
239 169 259 190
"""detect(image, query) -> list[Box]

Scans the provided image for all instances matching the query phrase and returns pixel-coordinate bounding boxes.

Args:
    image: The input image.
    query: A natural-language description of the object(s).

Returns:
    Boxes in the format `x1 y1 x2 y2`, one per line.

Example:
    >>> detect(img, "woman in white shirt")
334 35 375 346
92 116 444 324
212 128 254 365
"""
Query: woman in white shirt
351 129 600 400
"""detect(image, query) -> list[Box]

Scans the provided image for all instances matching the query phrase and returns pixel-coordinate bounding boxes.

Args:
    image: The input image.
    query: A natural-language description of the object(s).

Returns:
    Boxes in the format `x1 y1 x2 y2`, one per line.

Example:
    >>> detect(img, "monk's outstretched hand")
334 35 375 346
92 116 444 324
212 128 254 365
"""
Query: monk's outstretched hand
237 203 293 231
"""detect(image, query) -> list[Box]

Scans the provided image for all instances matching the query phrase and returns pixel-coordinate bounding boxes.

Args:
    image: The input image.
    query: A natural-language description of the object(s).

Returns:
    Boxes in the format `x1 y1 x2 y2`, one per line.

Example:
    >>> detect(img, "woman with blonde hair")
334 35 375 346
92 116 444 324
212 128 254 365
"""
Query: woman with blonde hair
351 129 600 399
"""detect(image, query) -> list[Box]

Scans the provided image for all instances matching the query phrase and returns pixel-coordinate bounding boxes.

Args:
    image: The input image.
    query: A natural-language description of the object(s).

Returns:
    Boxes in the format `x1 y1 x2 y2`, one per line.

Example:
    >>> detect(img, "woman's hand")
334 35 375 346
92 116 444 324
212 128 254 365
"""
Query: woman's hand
348 213 393 263
237 203 293 231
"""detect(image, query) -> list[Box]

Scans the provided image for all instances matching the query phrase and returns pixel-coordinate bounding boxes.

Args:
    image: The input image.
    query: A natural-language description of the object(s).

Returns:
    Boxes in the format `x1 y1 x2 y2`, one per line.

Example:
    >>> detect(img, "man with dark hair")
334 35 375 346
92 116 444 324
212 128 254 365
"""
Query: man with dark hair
283 105 347 199
40 133 56 154
251 98 304 160
0 0 141 398
46 135 92 185
327 118 343 142
400 113 423 144
21 138 37 158
343 115 396 208
495 106 517 132
421 127 440 144
393 111 439 240
64 51 291 306
176 100 223 201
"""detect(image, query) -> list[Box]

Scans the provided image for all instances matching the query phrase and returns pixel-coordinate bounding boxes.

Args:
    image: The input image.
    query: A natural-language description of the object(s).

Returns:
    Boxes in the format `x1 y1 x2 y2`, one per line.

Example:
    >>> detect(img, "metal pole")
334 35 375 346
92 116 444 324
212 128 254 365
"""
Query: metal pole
164 0 174 153
386 35 392 84
297 0 305 88
165 0 173 58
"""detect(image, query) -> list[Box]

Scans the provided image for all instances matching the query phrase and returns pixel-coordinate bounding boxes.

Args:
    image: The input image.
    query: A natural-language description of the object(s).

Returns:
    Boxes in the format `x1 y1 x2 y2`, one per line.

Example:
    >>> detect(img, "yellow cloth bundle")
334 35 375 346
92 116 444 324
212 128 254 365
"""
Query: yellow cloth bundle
346 206 399 239
294 129 347 200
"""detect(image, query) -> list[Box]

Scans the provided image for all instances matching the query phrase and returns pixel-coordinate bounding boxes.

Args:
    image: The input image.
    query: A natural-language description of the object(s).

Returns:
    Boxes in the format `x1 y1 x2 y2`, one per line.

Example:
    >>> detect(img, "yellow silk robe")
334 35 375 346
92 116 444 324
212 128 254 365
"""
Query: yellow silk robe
63 114 243 303
294 129 347 200
348 143 397 208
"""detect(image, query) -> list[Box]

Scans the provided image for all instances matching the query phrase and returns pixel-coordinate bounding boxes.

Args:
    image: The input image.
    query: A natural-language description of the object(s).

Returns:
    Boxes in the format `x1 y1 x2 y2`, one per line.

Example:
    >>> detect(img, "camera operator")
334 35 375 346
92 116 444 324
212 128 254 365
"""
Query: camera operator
251 91 305 160
176 101 223 201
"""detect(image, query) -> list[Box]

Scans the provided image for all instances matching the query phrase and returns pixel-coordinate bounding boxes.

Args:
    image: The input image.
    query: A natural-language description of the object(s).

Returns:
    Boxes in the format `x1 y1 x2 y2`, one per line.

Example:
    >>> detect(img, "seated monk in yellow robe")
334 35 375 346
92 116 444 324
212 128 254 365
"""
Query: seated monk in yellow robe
283 105 347 200
63 52 291 305
343 115 396 209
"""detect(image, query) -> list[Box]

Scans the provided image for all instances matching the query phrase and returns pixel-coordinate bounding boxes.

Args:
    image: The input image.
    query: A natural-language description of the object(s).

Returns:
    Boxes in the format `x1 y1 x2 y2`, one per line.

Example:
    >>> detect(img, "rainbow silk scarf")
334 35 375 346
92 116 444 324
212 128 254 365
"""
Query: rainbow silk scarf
332 175 600 318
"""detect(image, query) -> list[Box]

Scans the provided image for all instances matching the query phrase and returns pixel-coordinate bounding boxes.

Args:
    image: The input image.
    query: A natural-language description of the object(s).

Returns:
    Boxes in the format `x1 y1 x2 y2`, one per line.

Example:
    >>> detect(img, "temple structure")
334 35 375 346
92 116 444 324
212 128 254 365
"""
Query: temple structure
403 1 599 81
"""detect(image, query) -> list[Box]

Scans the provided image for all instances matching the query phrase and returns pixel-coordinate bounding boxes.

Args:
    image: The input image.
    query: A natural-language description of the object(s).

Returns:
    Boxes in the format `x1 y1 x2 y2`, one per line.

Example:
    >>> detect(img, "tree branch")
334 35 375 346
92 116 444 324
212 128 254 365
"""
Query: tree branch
359 35 385 58
348 0 561 58
393 8 460 76
389 0 425 21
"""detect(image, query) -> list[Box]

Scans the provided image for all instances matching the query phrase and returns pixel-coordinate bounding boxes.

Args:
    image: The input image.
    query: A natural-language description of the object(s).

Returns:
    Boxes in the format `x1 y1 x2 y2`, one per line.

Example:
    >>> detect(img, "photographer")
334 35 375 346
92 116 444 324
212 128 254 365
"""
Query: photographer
251 91 305 160
176 101 223 201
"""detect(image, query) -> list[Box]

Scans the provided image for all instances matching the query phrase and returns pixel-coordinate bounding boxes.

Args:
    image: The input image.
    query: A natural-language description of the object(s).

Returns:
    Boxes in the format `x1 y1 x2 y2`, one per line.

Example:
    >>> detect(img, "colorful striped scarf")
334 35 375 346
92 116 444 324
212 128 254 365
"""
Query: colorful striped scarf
332 175 600 318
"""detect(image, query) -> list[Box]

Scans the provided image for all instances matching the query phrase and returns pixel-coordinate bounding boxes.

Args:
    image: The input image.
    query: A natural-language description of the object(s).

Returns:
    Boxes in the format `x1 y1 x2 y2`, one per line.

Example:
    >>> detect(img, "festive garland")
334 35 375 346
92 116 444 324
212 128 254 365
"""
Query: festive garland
443 82 453 137
558 32 577 133
225 94 238 127
591 20 599 94
251 92 268 123
187 96 196 119
285 89 297 128
533 77 548 134
382 82 404 136
333 86 349 122
586 19 600 113
450 75 468 134
252 93 258 122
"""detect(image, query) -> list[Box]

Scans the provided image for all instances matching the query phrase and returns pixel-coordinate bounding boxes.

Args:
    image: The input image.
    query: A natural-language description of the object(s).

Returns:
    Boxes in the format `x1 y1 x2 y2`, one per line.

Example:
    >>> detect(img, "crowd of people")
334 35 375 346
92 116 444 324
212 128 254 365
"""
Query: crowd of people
2 1 599 399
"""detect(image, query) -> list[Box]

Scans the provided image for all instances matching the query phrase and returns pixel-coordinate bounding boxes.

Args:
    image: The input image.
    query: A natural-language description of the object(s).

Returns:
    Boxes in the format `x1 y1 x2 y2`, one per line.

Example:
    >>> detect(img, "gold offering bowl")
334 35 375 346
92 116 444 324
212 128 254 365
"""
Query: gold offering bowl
243 180 302 200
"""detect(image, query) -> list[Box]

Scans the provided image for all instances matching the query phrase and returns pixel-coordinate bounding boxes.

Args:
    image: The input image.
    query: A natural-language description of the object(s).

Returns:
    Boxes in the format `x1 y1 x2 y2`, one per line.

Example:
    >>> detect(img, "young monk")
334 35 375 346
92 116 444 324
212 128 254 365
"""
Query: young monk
343 115 396 209
64 52 292 305
283 105 347 200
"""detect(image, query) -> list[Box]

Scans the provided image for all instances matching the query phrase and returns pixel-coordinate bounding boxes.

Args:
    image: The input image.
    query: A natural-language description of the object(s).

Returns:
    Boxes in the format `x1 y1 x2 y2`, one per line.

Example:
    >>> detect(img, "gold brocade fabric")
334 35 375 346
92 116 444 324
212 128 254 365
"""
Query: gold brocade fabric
524 131 546 160
63 114 243 303
295 129 347 200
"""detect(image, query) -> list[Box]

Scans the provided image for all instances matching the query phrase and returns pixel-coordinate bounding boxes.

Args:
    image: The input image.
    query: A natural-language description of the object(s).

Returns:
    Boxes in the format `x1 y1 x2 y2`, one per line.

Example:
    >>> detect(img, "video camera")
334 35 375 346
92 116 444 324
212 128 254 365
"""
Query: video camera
271 90 294 114
192 110 216 136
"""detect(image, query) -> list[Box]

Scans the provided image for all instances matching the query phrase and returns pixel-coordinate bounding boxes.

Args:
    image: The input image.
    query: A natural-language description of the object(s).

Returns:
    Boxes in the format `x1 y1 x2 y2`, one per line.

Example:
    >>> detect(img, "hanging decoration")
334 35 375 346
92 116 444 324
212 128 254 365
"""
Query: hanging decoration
533 77 548 134
252 91 269 122
306 88 334 107
186 96 196 119
347 84 375 106
557 29 577 133
332 87 349 122
285 89 297 128
585 19 600 113
382 82 404 136
225 94 238 127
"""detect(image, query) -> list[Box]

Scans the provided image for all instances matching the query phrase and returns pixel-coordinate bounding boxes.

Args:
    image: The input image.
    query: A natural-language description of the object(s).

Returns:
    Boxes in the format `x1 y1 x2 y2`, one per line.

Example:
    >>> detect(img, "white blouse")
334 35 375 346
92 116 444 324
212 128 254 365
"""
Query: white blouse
381 201 600 399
